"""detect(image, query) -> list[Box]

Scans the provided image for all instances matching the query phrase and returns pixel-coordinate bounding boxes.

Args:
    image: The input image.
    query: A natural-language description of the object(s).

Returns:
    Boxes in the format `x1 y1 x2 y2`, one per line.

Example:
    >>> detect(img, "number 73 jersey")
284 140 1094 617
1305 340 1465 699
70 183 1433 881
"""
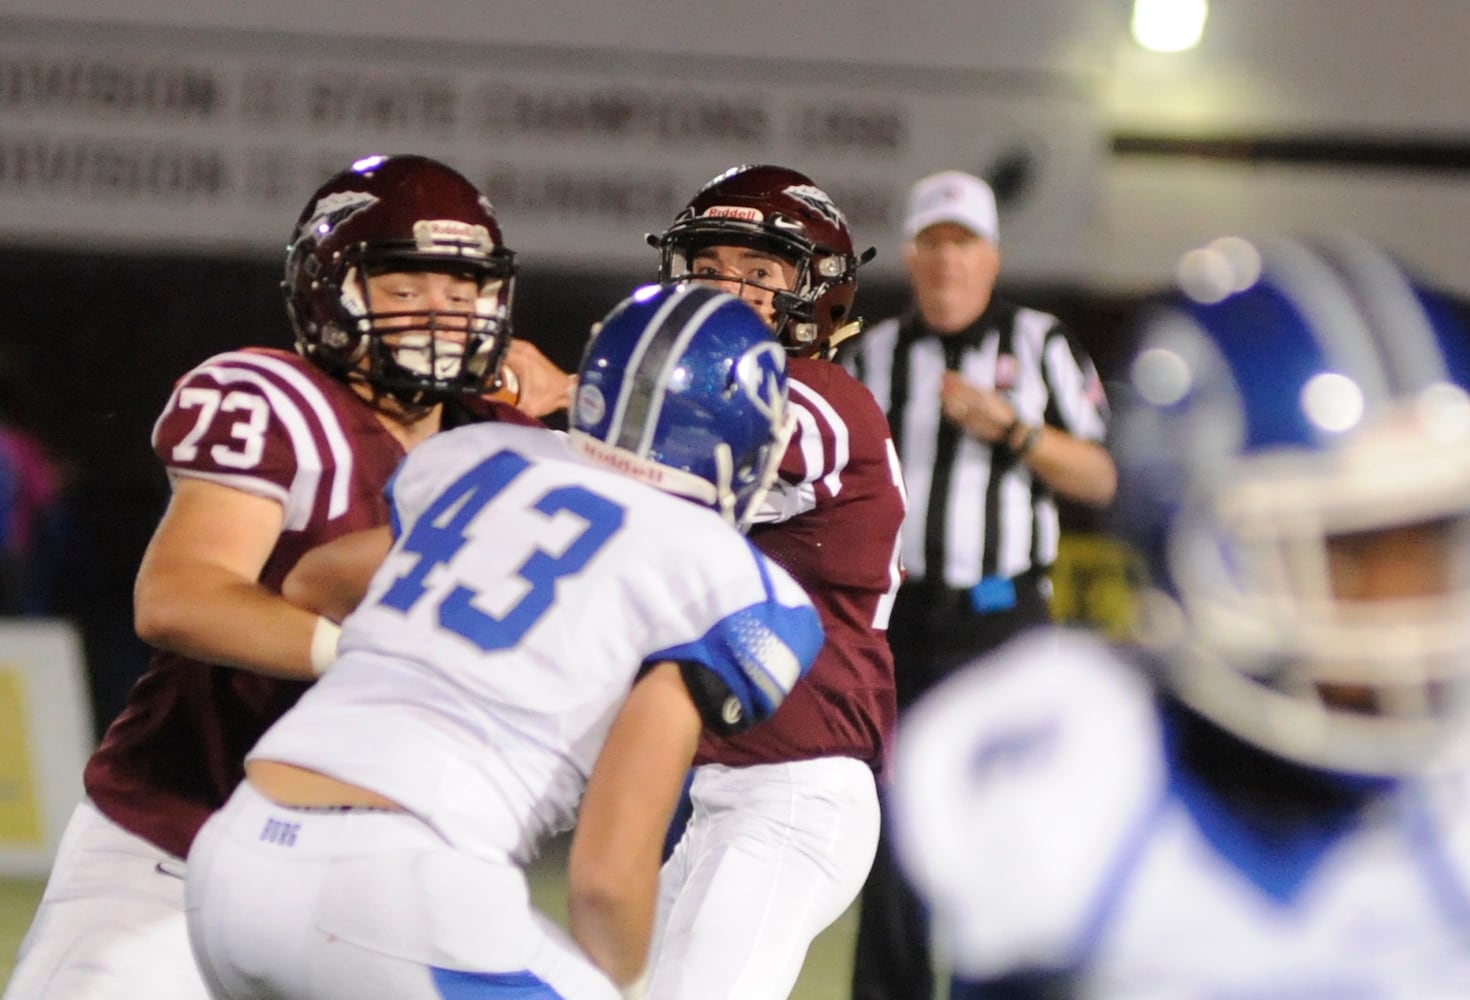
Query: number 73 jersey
250 422 823 861
85 347 480 861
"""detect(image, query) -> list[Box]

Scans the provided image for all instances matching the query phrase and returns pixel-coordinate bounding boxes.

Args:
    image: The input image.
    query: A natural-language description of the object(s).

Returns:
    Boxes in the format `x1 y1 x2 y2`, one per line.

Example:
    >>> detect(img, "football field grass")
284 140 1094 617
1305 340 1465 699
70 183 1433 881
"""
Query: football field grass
1 877 42 989
2 857 859 997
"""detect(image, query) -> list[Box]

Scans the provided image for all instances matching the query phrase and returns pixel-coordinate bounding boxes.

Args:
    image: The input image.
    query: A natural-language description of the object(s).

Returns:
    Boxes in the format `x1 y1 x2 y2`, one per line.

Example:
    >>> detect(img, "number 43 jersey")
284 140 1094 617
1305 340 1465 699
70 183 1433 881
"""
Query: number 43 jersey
250 422 824 863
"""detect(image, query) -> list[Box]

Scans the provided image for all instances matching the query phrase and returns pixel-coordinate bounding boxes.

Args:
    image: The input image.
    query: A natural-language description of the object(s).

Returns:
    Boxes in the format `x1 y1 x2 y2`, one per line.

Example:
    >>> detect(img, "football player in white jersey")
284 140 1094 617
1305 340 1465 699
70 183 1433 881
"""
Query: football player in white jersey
181 283 824 1000
890 236 1470 998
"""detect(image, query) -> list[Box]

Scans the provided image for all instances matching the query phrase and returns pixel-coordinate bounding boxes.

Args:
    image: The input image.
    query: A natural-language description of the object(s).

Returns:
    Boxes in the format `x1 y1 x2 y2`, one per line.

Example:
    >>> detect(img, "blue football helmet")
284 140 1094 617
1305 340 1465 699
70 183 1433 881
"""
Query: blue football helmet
1115 235 1470 776
569 284 794 530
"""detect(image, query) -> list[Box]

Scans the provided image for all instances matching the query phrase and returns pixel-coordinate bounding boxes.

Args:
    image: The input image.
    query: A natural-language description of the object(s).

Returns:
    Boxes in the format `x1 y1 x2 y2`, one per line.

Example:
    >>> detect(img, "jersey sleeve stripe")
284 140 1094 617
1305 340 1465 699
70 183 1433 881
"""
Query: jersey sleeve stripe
218 352 358 519
1041 336 1108 441
789 376 851 498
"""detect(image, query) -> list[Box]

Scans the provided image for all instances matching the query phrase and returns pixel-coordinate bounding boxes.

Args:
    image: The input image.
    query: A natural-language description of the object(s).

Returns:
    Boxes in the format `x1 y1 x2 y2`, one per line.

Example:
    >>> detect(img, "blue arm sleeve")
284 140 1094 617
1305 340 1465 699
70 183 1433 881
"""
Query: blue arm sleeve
656 596 822 730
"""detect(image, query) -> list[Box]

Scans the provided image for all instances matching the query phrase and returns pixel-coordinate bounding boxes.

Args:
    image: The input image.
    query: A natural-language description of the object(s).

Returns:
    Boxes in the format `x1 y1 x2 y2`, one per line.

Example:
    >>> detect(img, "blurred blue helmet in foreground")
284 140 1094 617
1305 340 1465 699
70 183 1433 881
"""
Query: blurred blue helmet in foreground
1114 235 1470 776
570 284 793 531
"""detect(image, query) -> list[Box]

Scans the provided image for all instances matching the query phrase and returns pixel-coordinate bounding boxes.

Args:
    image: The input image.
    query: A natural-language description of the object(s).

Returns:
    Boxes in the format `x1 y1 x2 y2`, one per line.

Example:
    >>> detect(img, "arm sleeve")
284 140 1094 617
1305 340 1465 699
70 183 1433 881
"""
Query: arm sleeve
1039 322 1110 442
153 360 302 503
650 544 823 730
151 351 358 532
778 379 846 490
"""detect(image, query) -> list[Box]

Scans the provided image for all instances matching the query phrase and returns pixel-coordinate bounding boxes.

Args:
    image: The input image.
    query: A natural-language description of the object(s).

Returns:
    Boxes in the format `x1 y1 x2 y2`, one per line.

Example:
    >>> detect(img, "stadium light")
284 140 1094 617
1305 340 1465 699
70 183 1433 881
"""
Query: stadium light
1131 0 1209 53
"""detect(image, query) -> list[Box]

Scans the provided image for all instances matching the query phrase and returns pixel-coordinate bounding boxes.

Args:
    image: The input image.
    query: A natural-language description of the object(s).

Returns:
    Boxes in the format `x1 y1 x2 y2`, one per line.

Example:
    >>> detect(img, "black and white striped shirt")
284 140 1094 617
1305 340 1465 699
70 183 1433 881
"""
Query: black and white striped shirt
846 299 1109 589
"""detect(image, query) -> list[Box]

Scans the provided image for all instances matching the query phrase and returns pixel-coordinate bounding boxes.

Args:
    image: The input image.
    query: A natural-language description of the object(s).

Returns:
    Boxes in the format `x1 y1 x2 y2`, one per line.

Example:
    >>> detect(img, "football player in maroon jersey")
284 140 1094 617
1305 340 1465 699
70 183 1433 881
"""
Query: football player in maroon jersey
3 154 543 1000
643 165 907 999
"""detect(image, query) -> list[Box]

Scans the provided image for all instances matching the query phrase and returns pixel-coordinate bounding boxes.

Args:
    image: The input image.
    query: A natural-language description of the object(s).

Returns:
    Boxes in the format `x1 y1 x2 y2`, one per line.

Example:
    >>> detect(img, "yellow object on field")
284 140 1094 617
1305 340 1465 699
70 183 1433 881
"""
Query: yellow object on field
0 667 42 844
0 620 91 876
1050 532 1143 639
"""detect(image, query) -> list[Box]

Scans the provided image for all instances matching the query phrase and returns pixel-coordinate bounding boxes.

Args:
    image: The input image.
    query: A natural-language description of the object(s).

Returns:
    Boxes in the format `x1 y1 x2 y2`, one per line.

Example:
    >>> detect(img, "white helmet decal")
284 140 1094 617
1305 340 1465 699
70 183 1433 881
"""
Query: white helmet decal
734 339 788 425
303 191 379 240
783 184 848 230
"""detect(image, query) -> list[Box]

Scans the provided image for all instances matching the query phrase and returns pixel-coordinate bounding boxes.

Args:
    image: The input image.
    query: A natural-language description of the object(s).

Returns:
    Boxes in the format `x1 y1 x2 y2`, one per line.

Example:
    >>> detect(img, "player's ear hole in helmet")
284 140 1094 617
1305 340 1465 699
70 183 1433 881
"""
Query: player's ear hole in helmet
283 154 518 414
649 164 875 360
1111 234 1470 778
568 283 795 531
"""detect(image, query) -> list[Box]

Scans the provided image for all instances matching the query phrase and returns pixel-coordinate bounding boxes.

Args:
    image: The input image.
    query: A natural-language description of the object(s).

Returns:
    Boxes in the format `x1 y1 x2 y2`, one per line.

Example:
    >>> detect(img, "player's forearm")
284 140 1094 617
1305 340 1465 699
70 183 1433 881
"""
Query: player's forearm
134 574 324 680
281 526 391 622
1022 433 1117 508
566 875 655 988
568 663 701 987
499 339 575 418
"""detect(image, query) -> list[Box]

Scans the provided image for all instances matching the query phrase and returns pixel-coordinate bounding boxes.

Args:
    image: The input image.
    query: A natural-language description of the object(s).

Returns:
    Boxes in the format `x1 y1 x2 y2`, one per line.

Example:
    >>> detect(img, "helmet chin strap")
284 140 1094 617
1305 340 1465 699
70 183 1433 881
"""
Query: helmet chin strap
823 319 865 359
713 443 737 525
736 405 798 529
342 368 443 423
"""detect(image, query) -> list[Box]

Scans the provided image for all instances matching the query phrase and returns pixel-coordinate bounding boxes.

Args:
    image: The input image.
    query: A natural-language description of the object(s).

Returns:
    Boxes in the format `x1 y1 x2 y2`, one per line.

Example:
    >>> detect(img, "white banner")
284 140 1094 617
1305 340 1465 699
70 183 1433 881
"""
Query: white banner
0 18 1103 279
0 619 90 876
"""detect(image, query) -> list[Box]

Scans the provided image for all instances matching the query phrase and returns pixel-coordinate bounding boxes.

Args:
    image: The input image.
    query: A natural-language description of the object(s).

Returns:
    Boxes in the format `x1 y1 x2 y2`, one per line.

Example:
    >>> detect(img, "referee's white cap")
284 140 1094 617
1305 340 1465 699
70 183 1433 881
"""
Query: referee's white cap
903 170 999 244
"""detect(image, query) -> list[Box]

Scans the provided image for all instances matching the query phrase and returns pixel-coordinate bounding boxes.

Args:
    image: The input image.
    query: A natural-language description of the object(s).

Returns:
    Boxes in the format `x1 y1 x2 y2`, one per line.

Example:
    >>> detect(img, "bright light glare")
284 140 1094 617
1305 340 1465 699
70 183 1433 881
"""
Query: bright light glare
1133 347 1193 407
1176 247 1235 304
1175 237 1259 304
1301 372 1364 434
1418 383 1470 443
1131 0 1209 53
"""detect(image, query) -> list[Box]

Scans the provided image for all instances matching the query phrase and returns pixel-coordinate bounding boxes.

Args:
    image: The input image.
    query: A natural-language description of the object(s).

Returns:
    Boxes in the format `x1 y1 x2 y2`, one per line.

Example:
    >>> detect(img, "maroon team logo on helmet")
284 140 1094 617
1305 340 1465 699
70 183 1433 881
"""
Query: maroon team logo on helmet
782 184 848 232
301 190 380 242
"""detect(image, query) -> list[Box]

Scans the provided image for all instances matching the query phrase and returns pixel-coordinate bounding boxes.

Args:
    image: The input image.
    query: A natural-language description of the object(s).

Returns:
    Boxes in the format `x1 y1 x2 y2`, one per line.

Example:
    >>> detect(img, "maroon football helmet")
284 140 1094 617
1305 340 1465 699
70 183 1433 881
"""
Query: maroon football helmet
284 155 517 407
651 164 873 358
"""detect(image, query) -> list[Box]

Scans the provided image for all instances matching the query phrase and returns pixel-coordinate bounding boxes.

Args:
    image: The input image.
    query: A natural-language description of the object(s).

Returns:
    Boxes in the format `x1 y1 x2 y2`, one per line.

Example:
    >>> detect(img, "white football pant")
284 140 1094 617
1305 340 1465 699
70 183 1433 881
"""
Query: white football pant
649 756 880 1000
184 783 620 1000
3 799 209 1000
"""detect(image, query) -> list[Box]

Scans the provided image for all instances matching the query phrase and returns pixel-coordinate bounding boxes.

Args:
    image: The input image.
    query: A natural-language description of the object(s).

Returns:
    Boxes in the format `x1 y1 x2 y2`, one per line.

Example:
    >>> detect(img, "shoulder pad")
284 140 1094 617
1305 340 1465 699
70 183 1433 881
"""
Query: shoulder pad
892 630 1166 978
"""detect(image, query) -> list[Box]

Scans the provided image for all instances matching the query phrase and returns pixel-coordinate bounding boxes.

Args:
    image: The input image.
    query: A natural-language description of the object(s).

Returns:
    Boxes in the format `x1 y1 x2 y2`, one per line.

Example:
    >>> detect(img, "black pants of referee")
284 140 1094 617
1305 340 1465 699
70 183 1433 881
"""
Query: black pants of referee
852 574 1050 1000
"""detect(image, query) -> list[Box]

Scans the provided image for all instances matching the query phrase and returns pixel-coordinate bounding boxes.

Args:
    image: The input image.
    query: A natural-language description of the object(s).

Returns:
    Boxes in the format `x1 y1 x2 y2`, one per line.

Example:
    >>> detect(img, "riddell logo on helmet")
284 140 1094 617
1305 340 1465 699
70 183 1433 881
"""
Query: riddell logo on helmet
574 435 667 486
704 206 764 223
413 220 494 252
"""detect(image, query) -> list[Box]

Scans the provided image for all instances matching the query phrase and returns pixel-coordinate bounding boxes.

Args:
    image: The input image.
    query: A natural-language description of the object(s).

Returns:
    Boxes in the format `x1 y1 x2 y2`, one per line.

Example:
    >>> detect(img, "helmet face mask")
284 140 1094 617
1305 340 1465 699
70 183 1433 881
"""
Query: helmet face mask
284 155 517 412
652 165 869 358
568 284 793 530
1117 236 1470 777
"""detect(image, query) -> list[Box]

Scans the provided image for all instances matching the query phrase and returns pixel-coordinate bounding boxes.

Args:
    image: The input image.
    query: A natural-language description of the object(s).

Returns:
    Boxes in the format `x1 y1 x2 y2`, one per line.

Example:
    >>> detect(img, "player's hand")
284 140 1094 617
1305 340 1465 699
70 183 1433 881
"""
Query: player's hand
940 372 1014 445
494 339 576 418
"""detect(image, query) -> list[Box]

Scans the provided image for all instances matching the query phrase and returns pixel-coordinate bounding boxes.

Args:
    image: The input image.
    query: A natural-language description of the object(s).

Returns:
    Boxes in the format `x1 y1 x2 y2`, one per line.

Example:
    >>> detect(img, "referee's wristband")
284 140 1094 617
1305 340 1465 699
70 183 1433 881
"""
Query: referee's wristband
309 616 342 677
1006 420 1042 459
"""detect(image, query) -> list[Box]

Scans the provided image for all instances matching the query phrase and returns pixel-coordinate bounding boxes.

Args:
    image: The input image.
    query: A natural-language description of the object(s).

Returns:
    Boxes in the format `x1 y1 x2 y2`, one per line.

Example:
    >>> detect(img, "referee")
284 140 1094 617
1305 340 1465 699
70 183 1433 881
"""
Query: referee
844 170 1117 1000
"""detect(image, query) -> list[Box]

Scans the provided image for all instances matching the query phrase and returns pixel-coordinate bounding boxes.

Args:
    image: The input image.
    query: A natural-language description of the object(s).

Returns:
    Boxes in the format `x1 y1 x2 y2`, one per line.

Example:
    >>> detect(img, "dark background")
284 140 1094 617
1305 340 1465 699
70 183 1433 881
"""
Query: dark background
0 247 1144 736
